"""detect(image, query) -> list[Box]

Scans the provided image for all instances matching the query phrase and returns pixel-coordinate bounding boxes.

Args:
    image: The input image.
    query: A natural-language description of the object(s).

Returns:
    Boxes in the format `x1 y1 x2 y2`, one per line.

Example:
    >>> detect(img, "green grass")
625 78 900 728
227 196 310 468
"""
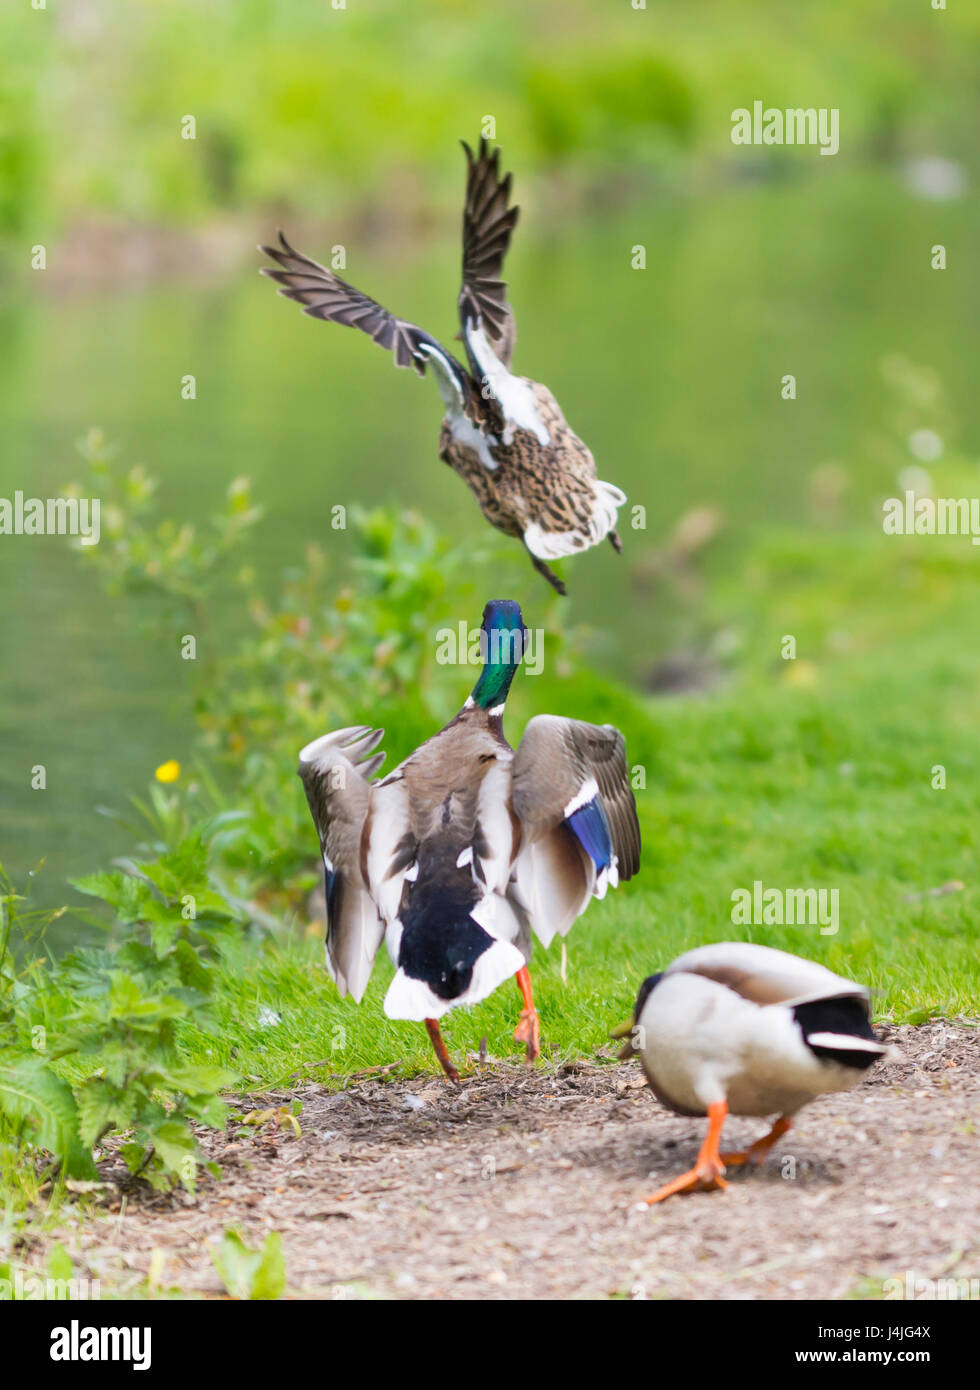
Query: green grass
173 525 979 1089
2 520 977 1277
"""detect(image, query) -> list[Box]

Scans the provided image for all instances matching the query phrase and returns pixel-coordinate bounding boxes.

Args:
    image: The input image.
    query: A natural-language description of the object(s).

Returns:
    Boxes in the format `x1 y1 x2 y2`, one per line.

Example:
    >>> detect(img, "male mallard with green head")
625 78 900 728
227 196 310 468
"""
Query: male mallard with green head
614 942 890 1203
298 599 641 1080
261 140 627 595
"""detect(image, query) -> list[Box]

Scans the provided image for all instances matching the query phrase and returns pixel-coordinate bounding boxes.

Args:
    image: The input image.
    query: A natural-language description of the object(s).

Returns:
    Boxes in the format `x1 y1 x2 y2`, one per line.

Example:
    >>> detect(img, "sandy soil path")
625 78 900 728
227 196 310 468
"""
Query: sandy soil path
39 1023 979 1300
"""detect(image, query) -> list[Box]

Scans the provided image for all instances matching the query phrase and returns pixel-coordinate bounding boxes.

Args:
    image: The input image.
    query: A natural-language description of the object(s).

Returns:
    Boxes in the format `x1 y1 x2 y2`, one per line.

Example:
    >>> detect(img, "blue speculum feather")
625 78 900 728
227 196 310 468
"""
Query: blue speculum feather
566 797 613 871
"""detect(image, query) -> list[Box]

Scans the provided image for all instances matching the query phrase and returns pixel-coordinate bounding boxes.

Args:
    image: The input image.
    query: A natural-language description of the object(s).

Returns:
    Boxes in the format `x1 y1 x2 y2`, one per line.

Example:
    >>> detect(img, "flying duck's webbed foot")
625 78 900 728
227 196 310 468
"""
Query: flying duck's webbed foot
527 551 567 596
720 1114 792 1167
513 966 541 1065
644 1100 730 1205
607 529 623 554
424 1018 461 1085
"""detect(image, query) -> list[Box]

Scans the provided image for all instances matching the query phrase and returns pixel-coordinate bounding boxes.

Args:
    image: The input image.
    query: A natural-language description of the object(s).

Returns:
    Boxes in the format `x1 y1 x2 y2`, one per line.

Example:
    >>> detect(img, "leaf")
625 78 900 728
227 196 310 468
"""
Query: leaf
0 1054 95 1178
173 940 212 992
147 1117 196 1176
212 1229 286 1300
76 1077 126 1147
168 1062 238 1094
47 1243 74 1282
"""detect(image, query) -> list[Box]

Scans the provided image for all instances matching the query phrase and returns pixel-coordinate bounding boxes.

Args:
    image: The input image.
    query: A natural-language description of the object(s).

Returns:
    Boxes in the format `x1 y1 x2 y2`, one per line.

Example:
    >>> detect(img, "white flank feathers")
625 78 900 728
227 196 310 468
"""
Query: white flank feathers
364 778 415 922
474 761 517 893
447 410 500 470
512 833 593 948
417 340 501 470
465 320 551 446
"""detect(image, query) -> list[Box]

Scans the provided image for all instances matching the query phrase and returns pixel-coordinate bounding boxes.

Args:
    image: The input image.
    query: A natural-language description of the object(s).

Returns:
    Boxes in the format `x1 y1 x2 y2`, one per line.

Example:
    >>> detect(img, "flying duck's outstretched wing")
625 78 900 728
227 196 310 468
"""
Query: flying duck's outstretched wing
261 232 471 396
510 715 641 946
297 726 386 1002
458 138 520 367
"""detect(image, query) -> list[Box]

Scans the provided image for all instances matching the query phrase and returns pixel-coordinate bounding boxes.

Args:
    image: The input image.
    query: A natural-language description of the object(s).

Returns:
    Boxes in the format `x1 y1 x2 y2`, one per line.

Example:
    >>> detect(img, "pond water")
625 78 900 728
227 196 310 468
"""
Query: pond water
1 170 976 906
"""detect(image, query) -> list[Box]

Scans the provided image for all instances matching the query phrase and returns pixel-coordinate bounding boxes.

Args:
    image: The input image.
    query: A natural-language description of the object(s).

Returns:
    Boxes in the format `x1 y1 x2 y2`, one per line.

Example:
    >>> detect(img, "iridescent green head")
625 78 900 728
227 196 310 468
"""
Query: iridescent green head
470 599 528 711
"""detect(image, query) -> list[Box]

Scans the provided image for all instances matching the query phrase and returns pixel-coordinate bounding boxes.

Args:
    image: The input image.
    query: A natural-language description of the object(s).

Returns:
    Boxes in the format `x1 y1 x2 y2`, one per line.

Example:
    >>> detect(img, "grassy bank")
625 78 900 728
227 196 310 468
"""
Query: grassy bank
1 448 977 1267
2 0 977 241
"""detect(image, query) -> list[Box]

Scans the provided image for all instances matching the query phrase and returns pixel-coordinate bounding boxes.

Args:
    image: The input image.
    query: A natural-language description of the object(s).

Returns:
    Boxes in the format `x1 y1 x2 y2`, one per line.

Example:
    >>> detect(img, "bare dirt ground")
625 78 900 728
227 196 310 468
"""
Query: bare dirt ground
39 1023 980 1300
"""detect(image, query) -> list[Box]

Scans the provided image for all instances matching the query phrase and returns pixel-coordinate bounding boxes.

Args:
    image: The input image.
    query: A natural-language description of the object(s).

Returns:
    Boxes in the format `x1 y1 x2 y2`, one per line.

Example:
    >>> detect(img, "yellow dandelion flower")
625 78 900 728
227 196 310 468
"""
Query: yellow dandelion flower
155 759 180 783
781 660 818 688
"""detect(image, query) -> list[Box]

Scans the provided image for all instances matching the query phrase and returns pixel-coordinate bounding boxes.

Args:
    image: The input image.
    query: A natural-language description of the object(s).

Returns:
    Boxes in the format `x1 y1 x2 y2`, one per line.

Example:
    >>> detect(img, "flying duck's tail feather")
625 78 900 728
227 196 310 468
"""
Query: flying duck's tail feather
524 479 627 561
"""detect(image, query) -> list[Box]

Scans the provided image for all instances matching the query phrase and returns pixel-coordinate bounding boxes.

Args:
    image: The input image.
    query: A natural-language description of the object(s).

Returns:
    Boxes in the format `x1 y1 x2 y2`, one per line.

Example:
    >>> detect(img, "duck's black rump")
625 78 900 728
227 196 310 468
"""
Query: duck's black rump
793 996 882 1069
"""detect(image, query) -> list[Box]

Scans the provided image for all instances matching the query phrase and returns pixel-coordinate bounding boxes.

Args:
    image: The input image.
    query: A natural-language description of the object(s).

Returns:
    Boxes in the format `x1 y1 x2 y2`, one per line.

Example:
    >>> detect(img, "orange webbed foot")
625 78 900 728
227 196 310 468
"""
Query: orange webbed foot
643 1155 728 1204
720 1115 792 1167
643 1099 730 1205
513 966 541 1065
513 1007 541 1063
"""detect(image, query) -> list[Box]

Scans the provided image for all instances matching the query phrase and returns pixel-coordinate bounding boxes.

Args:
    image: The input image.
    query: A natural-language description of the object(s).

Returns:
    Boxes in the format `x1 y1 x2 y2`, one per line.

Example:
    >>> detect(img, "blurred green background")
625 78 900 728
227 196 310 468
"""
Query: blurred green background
1 0 978 902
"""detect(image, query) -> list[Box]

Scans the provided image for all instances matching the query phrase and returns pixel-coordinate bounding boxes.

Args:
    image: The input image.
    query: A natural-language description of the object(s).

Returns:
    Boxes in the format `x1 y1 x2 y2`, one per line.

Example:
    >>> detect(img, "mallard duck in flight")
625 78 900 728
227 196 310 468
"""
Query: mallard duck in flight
298 599 641 1080
614 942 889 1203
261 139 627 594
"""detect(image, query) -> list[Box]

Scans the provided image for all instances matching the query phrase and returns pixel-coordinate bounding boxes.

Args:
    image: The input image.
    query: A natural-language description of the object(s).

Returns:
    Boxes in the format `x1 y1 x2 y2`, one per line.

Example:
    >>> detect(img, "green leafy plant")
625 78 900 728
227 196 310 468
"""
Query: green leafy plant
0 867 93 1179
211 1229 286 1300
0 828 247 1191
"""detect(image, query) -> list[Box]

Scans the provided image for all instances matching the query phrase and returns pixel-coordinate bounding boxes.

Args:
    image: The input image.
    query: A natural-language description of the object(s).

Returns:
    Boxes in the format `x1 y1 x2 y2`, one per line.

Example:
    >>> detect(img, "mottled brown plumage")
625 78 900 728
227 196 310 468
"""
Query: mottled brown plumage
260 138 626 593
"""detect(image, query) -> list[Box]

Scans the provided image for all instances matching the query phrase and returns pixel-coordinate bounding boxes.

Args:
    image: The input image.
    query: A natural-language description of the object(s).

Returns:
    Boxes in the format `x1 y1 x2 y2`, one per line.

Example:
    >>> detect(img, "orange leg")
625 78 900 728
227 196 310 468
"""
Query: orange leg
644 1100 730 1204
512 966 541 1064
424 1018 460 1085
721 1114 792 1166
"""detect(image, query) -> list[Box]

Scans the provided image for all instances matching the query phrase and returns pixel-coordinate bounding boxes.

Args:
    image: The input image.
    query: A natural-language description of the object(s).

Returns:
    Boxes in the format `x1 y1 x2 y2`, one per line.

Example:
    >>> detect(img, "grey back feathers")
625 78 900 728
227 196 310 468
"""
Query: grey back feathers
297 701 640 1015
665 941 871 1009
630 942 888 1119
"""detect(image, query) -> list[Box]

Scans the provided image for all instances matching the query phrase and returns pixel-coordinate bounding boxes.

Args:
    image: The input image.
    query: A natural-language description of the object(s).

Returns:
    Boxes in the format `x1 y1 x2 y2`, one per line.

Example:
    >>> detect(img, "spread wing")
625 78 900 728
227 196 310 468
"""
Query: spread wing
510 715 641 946
261 231 470 393
297 726 386 1002
667 942 871 1009
458 138 520 367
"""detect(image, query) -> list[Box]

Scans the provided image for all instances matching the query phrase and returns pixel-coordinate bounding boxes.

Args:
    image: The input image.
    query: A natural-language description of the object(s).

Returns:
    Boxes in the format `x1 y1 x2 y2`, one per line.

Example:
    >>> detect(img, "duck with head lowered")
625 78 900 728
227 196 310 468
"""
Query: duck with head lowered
615 942 890 1203
261 138 627 595
298 599 641 1080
